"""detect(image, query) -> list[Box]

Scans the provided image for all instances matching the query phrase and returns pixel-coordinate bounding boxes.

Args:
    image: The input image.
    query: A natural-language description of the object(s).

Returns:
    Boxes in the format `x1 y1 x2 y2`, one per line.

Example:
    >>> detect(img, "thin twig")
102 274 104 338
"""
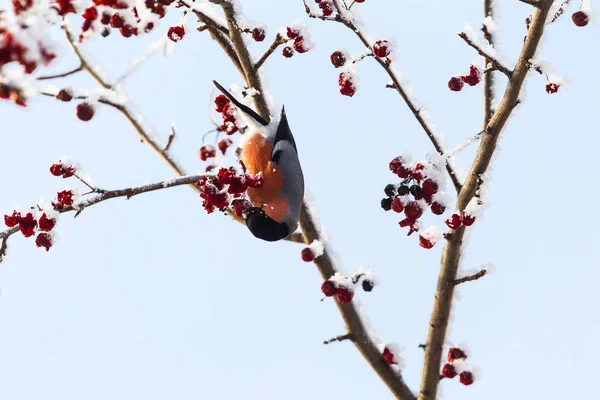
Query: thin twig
453 269 487 286
113 38 166 87
324 333 353 345
255 33 288 70
458 32 512 77
551 0 573 22
37 65 83 80
305 0 461 194
519 0 541 6
164 125 176 152
0 236 8 263
444 130 487 159
419 2 554 399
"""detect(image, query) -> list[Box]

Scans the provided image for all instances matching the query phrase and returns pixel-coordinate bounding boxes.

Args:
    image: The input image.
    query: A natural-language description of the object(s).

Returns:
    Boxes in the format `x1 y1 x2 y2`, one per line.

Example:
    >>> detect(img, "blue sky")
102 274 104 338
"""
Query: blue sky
1 0 599 399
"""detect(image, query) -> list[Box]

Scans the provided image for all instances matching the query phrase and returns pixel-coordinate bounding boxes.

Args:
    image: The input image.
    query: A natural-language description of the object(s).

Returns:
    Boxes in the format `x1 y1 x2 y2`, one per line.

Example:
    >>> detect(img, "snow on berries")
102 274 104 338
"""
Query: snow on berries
231 198 252 218
35 232 53 251
52 189 77 210
167 26 185 43
49 158 77 178
282 22 313 57
460 65 481 87
441 363 457 379
251 27 266 42
381 344 403 366
442 347 476 386
419 226 443 250
546 82 560 94
373 40 391 58
4 203 60 251
448 76 464 92
338 70 358 97
218 138 232 155
302 239 324 262
199 145 216 162
320 268 377 303
196 167 261 214
317 0 334 16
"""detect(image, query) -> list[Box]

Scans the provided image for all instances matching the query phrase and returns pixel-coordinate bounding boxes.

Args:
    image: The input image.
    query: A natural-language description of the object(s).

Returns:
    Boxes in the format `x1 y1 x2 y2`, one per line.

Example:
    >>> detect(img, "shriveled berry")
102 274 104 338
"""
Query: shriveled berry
110 13 124 28
410 162 425 180
293 38 309 53
362 279 374 292
251 27 265 42
461 212 476 226
35 233 53 251
330 51 346 68
419 235 434 249
448 347 467 362
218 138 232 155
409 184 421 196
231 199 252 218
373 40 390 58
546 83 560 94
50 163 64 176
56 190 75 207
56 89 73 102
459 371 474 386
4 211 21 228
431 201 446 215
384 184 396 197
38 213 56 232
398 218 415 228
448 77 464 92
336 287 354 304
441 363 457 379
382 347 397 365
380 197 392 211
404 201 423 220
572 11 589 27
100 12 111 25
461 74 480 86
18 212 37 237
214 94 229 112
199 145 216 161
445 214 462 230
422 179 438 195
391 197 404 213
397 185 410 196
301 247 315 262
167 25 185 42
282 46 294 58
82 7 98 20
76 103 94 121
319 1 333 16
321 280 337 297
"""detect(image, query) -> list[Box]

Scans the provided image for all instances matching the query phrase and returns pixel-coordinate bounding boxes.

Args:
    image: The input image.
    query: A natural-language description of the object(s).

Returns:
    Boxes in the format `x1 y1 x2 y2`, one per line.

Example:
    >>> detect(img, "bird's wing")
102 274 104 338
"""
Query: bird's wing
270 106 298 162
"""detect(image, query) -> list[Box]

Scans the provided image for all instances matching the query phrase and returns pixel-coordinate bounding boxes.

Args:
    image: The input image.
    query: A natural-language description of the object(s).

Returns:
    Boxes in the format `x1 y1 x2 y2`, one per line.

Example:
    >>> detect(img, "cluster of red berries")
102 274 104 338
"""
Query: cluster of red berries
214 94 242 135
196 167 263 214
80 0 177 41
321 272 375 304
444 211 475 230
4 209 57 251
314 0 334 17
281 26 311 58
572 10 589 27
441 347 475 386
448 65 481 92
243 27 266 42
49 160 77 178
383 156 447 236
52 190 76 210
0 30 56 75
0 83 26 107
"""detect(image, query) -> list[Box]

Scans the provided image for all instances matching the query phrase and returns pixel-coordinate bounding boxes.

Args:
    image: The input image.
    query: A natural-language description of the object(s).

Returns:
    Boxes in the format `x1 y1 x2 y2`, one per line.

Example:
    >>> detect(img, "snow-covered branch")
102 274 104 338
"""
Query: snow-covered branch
255 33 289 70
458 32 512 77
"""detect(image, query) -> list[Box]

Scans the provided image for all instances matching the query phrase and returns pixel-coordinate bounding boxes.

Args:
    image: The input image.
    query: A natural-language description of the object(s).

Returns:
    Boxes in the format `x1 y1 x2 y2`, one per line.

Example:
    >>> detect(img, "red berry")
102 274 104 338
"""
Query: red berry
18 212 37 237
448 347 467 362
389 157 410 178
422 179 438 195
398 218 415 228
445 214 462 230
214 94 229 113
355 0 365 2
404 201 423 220
461 65 481 86
459 371 474 386
301 247 315 262
0 85 10 99
410 162 425 180
167 25 185 42
382 347 397 365
119 25 132 38
251 27 265 42
319 1 333 16
286 26 300 39
419 235 434 249
199 145 216 161
572 11 589 27
293 38 309 53
38 213 56 232
144 22 154 33
448 77 464 92
110 13 124 28
339 82 356 97
460 212 476 226
373 40 390 58
441 363 457 379
546 82 560 94
35 233 53 251
4 211 21 228
431 201 446 215
100 12 111 25
217 138 232 155
282 46 294 58
321 280 337 297
82 6 98 20
50 163 64 176
56 190 75 207
246 173 264 188
330 51 346 68
231 198 252 218
62 166 76 178
76 103 94 121
391 197 404 213
336 287 354 304
56 89 73 102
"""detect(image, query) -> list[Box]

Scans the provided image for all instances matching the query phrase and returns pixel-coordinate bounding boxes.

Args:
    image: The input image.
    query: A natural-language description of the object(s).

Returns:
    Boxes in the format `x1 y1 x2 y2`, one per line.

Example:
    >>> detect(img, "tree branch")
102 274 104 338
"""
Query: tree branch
255 33 288 70
37 65 83 80
482 0 495 127
323 333 353 345
418 2 554 399
551 0 573 23
304 0 461 193
458 32 512 77
452 269 487 286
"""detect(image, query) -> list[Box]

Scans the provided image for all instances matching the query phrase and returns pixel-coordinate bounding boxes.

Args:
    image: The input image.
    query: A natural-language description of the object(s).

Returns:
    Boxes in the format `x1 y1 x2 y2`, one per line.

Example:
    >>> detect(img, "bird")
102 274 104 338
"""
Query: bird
213 80 304 242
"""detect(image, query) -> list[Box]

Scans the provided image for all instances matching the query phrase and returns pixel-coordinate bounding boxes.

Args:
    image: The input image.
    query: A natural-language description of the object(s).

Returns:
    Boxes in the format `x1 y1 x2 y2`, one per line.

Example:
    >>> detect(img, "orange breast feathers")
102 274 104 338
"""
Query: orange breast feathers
242 132 289 223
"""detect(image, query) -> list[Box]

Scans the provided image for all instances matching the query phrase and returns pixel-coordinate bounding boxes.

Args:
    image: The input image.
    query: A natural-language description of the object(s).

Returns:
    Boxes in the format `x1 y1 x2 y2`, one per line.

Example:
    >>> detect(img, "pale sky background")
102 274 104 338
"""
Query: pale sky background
1 1 599 399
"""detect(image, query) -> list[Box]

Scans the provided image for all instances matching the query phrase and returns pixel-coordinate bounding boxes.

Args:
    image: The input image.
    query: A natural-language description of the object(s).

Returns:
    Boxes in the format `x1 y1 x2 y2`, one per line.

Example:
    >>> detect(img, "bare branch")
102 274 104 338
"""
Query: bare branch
444 130 487 159
551 0 573 23
324 333 353 345
305 0 461 194
418 2 554 399
255 33 288 70
458 32 512 77
453 269 487 286
37 65 83 80
482 0 495 127
164 125 177 152
0 236 8 263
113 38 166 87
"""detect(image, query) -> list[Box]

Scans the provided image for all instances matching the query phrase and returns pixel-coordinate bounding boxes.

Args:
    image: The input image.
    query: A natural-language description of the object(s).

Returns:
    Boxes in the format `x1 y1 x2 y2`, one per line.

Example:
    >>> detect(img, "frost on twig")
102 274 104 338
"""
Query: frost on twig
459 28 512 77
255 33 288 69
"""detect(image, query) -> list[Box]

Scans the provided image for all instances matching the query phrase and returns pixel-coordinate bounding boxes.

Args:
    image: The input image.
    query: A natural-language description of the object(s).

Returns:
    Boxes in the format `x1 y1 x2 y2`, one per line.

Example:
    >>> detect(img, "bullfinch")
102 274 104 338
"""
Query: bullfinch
213 81 305 242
